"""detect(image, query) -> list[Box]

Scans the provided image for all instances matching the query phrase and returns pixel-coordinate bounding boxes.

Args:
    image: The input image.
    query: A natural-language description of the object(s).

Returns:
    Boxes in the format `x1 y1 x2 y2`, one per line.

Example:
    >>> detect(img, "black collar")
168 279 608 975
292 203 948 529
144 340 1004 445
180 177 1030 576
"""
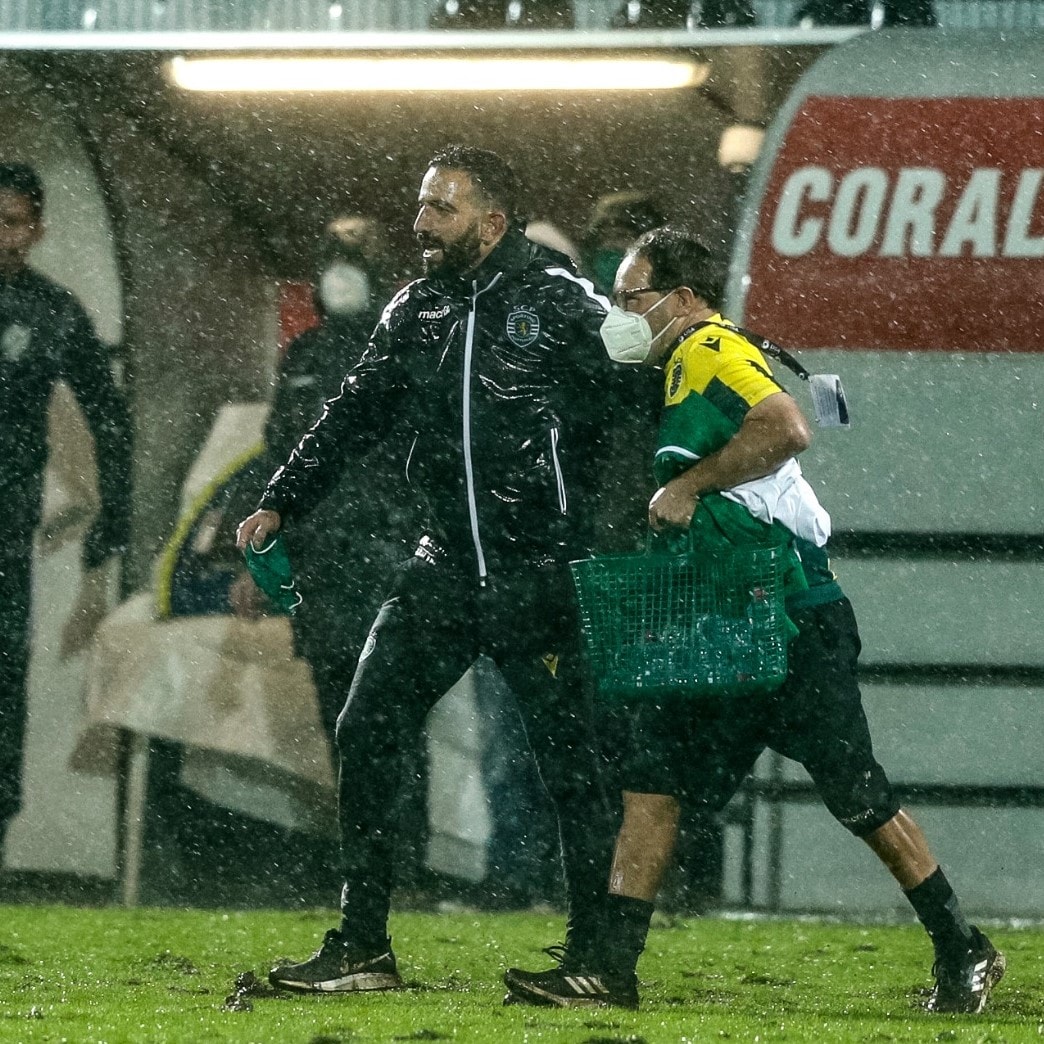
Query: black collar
469 226 532 287
426 226 532 295
668 318 721 354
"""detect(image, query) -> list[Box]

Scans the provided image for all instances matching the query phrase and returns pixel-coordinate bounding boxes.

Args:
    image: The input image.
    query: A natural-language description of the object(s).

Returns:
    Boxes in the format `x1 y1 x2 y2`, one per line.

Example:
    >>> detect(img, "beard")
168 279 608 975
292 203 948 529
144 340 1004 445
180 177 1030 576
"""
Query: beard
419 220 484 278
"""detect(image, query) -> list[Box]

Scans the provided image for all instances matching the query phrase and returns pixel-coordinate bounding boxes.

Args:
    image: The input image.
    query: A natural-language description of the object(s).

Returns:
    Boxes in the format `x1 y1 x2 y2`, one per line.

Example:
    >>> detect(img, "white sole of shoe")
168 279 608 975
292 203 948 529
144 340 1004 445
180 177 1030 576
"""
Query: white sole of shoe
502 979 619 1009
517 989 610 1009
272 972 403 994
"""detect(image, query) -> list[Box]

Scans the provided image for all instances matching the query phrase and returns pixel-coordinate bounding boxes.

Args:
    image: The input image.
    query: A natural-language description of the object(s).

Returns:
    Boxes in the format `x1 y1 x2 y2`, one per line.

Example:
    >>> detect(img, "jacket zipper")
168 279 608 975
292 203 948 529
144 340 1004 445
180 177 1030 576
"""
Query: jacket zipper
550 425 567 513
463 273 502 584
404 435 418 485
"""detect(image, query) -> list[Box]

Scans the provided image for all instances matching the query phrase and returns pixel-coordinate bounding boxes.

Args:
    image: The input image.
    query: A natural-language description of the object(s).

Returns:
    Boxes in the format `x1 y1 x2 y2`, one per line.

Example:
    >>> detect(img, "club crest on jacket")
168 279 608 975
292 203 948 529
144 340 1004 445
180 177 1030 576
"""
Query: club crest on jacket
506 307 539 348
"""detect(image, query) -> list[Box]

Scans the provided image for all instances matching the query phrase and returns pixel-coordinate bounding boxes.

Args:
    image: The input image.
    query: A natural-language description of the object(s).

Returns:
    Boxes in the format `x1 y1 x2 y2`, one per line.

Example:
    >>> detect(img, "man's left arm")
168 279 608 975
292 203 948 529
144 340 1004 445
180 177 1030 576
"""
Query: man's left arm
650 391 811 531
61 305 133 568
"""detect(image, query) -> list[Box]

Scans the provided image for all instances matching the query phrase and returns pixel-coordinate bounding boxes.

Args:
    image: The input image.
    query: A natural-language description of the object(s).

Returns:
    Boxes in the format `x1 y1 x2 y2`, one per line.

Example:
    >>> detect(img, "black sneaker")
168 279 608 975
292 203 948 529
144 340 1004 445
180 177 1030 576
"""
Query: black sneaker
926 928 1006 1014
269 929 403 994
503 945 639 1010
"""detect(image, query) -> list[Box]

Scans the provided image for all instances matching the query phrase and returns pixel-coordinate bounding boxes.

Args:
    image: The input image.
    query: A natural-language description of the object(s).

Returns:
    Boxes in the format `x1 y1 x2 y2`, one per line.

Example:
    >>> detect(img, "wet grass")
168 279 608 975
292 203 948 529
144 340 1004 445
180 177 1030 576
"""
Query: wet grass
0 906 1041 1042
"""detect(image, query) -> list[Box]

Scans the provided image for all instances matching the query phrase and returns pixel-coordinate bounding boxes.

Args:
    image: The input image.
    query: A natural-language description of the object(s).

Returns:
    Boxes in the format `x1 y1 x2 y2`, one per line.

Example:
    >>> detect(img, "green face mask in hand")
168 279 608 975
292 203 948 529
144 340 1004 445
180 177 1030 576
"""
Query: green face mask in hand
242 533 302 615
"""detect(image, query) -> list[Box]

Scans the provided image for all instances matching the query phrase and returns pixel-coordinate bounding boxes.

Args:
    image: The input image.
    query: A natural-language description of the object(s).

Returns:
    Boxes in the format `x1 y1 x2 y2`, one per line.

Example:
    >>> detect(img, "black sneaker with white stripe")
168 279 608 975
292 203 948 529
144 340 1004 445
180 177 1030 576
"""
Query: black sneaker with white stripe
269 929 403 994
503 945 639 1010
926 927 1006 1014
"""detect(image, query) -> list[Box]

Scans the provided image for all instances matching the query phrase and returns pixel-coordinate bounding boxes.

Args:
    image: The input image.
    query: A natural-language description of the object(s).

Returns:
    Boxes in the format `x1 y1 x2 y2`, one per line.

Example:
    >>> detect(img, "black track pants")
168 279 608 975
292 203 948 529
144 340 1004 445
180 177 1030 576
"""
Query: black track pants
0 540 32 834
333 555 615 947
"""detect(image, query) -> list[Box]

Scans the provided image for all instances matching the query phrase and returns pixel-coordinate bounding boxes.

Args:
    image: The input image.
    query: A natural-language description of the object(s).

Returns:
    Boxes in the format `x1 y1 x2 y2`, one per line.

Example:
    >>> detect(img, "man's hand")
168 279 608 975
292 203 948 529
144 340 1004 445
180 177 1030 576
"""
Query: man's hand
235 509 282 551
648 481 699 532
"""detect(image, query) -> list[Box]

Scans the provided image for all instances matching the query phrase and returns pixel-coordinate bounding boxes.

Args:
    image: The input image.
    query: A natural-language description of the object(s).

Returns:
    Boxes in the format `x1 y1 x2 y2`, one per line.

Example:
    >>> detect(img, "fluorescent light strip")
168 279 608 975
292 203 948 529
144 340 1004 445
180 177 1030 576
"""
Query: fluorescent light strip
169 55 704 92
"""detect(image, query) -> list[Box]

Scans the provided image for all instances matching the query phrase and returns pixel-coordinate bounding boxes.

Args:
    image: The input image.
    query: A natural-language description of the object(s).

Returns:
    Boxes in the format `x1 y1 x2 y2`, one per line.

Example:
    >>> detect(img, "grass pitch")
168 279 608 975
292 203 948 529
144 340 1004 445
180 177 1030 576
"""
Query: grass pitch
0 905 1040 1043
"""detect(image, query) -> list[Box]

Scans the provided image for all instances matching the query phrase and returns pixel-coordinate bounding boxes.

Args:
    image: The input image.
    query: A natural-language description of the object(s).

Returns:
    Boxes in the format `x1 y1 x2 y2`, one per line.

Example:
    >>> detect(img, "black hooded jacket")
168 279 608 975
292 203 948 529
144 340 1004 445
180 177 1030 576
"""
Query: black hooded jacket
0 267 131 544
259 228 614 581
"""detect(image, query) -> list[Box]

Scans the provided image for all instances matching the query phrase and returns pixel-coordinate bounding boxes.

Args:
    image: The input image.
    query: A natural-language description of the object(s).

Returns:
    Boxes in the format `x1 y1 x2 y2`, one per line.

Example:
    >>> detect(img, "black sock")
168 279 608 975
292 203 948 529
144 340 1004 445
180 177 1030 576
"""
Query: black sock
904 867 975 959
338 924 391 956
339 884 391 954
599 894 655 977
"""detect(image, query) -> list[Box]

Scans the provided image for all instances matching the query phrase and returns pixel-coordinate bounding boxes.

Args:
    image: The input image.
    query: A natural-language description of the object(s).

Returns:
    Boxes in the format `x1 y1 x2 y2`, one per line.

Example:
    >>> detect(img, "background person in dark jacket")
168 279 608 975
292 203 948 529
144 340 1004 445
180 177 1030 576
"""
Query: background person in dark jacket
0 162 132 856
237 144 619 995
252 221 411 742
260 221 429 895
148 216 420 907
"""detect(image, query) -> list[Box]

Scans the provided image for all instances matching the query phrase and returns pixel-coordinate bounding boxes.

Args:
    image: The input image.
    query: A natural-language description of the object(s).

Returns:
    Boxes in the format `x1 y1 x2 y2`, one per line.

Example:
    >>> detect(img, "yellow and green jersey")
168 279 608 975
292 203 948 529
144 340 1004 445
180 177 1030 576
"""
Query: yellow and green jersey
654 315 809 601
655 315 784 482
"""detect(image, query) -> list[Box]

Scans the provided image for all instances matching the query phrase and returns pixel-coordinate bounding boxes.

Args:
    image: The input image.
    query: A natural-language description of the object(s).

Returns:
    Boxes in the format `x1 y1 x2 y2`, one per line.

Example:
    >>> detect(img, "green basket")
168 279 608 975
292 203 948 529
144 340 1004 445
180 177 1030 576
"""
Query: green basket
570 541 789 700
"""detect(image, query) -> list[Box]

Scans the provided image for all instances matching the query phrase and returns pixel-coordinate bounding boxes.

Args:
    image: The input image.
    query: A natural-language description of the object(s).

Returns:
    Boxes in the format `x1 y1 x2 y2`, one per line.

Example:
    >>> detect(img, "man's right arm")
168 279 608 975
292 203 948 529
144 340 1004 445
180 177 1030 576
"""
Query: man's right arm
649 391 812 532
257 317 404 523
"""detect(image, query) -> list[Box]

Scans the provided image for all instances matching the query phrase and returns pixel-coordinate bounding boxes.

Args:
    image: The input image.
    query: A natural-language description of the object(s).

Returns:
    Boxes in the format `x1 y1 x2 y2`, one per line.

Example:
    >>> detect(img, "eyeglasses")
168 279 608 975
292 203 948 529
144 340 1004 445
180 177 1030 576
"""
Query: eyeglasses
613 286 665 309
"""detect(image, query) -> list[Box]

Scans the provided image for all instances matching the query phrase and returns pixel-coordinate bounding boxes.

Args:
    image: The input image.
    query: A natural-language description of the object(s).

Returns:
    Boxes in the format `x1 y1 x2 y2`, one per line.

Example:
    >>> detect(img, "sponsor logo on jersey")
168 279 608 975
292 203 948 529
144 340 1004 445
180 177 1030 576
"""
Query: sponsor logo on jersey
418 304 451 321
541 652 559 677
1 323 31 363
668 360 684 398
506 307 540 348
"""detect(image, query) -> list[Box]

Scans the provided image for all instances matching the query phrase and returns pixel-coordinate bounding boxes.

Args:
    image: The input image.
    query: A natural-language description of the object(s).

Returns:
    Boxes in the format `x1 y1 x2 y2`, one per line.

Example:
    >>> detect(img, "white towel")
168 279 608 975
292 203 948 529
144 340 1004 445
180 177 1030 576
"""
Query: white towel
721 458 831 547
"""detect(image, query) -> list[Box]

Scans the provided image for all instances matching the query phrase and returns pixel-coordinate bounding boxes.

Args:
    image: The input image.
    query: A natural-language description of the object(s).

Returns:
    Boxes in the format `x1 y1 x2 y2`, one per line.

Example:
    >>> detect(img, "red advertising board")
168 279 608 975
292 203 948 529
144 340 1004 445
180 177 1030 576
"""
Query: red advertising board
744 96 1044 351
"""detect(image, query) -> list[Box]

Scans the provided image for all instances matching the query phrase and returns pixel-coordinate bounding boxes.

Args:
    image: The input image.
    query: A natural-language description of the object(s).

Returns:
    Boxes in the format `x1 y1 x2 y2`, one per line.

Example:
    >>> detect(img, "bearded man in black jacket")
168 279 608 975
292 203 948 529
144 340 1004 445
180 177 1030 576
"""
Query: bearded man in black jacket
238 145 619 994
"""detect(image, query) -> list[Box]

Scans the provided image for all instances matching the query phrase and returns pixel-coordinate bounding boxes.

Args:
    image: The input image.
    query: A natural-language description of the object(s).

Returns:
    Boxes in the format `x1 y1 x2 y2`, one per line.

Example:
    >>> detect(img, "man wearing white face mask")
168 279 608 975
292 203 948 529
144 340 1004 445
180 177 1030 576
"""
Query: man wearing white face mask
315 259 372 319
505 227 1003 1015
600 271 830 547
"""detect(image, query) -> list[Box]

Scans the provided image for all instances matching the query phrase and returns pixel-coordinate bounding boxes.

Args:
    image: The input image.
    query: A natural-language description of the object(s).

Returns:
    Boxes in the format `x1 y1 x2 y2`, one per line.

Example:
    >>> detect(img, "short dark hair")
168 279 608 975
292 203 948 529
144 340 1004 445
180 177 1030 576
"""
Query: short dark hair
428 144 523 228
0 163 44 221
630 226 723 307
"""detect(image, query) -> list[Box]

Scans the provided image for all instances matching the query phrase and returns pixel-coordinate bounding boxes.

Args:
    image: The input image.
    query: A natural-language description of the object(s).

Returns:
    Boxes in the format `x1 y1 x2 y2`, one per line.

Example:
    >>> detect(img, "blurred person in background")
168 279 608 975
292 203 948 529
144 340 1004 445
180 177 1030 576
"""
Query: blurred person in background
256 216 427 893
170 214 407 741
580 190 668 300
0 162 132 859
249 215 412 744
158 216 420 904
